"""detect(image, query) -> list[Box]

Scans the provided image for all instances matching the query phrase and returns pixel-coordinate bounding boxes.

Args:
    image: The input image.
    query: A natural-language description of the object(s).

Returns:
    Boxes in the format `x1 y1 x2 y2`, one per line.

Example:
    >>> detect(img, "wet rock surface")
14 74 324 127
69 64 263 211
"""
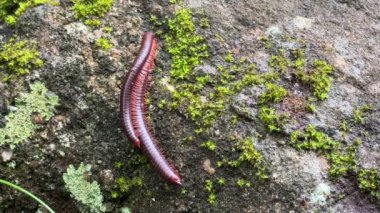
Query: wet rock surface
0 0 379 212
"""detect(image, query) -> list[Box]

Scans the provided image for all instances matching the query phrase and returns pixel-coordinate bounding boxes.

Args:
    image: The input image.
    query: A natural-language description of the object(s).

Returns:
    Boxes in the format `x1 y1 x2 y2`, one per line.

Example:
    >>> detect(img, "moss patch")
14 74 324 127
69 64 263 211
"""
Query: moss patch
358 168 380 198
0 0 54 25
164 8 208 79
95 37 113 51
71 0 113 20
0 37 43 81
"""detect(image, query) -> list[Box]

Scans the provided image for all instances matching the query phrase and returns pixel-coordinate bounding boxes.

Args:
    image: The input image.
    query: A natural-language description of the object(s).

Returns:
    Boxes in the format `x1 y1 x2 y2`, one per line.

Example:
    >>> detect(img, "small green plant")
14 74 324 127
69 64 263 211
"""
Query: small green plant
0 37 43 80
63 163 106 212
236 179 252 188
116 177 143 193
352 104 372 124
201 140 216 151
268 52 288 73
290 48 306 73
217 177 225 186
290 125 338 151
85 19 101 27
95 37 113 51
0 82 59 149
358 168 380 198
199 17 209 28
71 0 113 19
165 8 208 79
228 137 268 180
0 0 52 25
326 139 360 178
310 60 334 100
0 179 54 212
224 52 234 63
307 103 316 113
205 179 216 205
259 106 283 132
103 26 113 33
259 83 287 104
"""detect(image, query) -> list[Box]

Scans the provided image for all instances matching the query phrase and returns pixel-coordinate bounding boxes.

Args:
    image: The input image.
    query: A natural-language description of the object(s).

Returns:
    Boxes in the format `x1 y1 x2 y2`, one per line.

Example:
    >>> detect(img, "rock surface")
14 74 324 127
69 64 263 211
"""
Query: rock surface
0 0 379 212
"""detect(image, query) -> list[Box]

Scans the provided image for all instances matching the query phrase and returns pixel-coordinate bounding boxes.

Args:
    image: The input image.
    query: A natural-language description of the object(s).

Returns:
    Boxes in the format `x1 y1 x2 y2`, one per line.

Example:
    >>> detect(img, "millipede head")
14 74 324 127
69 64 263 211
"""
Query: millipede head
170 175 182 186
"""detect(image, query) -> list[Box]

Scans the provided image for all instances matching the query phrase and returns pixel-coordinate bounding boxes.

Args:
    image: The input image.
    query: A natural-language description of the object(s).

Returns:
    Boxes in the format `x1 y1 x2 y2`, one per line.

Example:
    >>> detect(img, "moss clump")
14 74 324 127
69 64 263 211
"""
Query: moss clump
85 18 101 27
290 125 338 151
0 37 43 81
268 51 288 73
71 0 113 19
95 37 113 51
115 177 143 194
201 140 216 152
310 60 334 100
224 52 234 63
259 83 287 104
205 179 216 205
103 26 113 33
291 125 362 179
63 163 106 212
290 48 306 72
216 177 225 186
0 0 52 25
259 106 284 133
228 137 268 180
352 104 372 124
358 168 380 198
0 82 59 149
165 8 208 79
236 179 252 188
326 138 360 178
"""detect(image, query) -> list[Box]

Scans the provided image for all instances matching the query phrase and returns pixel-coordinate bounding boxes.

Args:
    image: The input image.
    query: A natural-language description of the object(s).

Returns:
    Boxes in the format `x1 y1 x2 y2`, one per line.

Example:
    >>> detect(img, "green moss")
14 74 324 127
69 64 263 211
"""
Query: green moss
228 137 268 180
103 26 113 33
0 0 52 25
224 52 234 63
165 8 208 79
310 60 334 100
95 37 113 51
307 103 316 113
205 180 216 205
63 163 106 212
326 138 360 178
259 106 283 133
201 140 216 151
290 125 338 151
0 82 59 149
290 49 305 71
85 18 101 27
259 83 287 104
268 51 288 73
236 179 252 188
0 37 43 81
199 17 209 28
352 104 372 124
71 0 113 19
116 177 143 193
358 168 380 198
216 177 225 186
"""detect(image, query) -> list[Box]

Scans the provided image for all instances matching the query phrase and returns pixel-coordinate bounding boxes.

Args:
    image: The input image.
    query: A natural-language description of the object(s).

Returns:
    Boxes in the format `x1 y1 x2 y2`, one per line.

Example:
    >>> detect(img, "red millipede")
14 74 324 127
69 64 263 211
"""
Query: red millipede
122 32 182 186
120 32 154 148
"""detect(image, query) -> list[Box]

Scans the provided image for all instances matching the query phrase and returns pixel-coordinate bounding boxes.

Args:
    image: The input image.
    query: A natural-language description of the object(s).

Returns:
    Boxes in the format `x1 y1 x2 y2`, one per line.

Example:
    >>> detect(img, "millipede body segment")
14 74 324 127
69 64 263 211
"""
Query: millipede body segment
121 32 182 186
120 32 154 148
